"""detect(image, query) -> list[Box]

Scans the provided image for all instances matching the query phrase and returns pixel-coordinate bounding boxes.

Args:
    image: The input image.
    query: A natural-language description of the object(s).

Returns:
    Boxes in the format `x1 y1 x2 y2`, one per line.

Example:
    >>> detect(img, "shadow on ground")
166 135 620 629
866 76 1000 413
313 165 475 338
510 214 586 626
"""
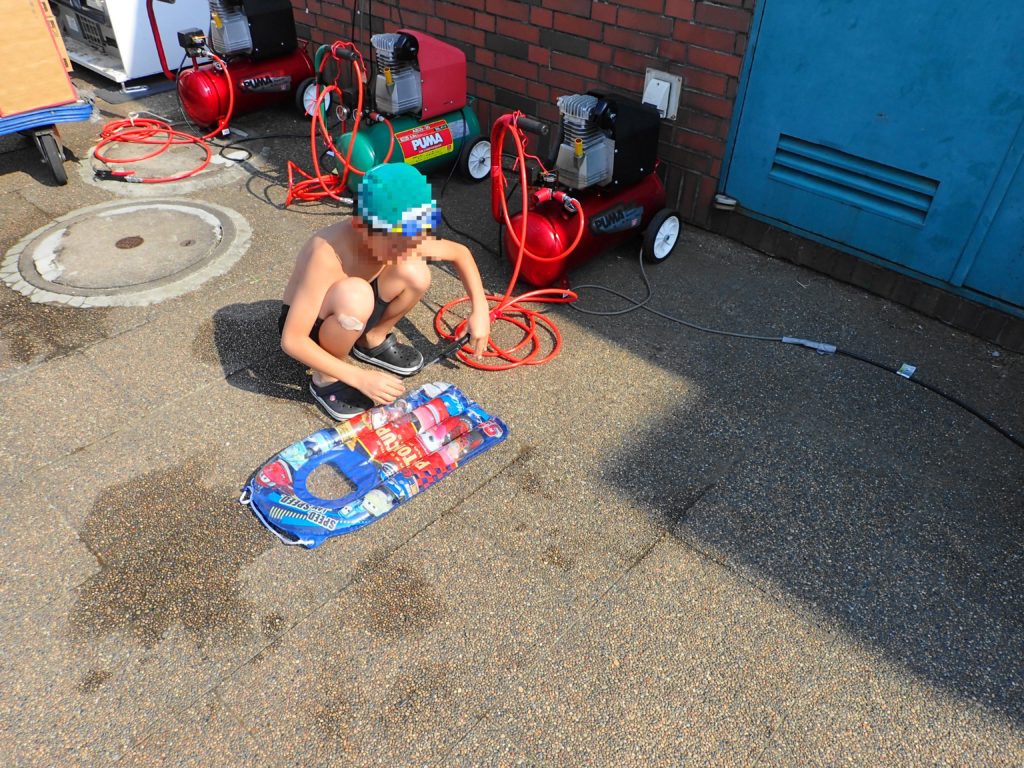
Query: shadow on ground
607 381 1023 717
0 134 82 188
429 153 1024 721
560 243 1024 724
0 289 112 372
201 300 308 403
206 299 444 406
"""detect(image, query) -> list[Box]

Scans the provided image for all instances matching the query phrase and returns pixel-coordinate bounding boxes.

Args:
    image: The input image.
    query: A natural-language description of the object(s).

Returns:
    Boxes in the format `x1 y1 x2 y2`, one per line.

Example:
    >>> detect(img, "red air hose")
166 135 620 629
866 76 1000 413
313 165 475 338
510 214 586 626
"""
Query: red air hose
93 117 214 183
146 0 176 81
433 113 584 370
93 52 234 183
286 42 395 206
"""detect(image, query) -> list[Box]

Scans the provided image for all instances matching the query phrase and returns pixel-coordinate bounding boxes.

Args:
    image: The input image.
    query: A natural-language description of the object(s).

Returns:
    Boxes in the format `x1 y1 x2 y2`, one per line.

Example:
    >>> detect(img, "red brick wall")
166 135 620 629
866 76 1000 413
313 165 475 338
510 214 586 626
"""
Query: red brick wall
292 0 754 225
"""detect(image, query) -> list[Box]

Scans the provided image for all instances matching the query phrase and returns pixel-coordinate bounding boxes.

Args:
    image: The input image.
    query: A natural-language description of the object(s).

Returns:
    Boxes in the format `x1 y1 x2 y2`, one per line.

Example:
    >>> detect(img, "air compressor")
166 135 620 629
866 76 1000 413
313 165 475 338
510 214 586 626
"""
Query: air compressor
149 0 314 132
492 93 681 287
329 30 490 190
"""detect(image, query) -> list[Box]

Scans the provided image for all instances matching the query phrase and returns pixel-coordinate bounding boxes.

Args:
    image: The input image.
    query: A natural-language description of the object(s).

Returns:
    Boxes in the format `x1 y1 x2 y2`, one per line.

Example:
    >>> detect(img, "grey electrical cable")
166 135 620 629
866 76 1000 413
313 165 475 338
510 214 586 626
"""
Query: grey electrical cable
570 248 783 341
570 249 1022 451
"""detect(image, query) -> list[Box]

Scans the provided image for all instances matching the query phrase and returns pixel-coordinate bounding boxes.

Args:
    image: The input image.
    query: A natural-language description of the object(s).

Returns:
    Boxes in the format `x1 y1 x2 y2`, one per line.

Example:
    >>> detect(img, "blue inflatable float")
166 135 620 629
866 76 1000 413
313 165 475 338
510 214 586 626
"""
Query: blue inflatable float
240 382 508 547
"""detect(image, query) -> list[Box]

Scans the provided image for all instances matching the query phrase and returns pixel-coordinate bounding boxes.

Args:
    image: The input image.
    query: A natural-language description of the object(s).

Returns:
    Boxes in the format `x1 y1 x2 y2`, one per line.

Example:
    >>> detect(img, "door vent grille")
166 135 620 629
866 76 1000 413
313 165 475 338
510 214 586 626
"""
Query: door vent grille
769 134 938 226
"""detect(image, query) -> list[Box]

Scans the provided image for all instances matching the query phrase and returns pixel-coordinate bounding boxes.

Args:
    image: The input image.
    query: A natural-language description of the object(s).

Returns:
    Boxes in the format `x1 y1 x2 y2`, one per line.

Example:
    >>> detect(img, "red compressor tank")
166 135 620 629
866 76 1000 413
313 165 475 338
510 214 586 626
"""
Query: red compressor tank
506 169 667 287
177 48 314 128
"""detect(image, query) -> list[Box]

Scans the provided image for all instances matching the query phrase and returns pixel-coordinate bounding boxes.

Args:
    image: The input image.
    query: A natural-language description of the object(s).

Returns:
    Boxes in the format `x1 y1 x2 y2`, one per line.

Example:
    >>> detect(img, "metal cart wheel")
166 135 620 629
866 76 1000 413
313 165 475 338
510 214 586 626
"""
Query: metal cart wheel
36 130 67 185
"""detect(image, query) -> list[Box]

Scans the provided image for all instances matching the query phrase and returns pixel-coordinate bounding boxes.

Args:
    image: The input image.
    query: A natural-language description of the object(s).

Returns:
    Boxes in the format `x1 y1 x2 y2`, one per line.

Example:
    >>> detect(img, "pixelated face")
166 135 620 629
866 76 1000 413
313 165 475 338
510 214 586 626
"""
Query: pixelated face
364 227 428 265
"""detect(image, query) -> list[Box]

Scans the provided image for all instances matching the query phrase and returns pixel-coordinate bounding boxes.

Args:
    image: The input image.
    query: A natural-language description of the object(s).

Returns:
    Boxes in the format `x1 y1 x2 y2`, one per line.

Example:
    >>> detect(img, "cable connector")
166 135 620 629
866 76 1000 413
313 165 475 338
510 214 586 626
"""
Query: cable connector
781 336 837 355
530 187 554 206
94 169 140 182
555 191 579 214
896 363 917 379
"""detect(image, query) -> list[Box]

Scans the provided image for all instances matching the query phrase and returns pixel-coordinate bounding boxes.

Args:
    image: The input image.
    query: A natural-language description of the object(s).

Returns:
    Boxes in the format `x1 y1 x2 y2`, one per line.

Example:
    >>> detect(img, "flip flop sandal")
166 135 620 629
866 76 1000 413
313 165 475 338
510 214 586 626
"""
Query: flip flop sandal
351 333 424 376
309 379 374 420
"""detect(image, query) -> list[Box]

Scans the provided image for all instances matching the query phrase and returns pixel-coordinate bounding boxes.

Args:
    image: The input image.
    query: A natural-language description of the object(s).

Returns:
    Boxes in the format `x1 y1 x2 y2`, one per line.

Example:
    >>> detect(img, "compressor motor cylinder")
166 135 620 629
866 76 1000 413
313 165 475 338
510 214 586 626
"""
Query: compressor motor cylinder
172 0 312 129
177 46 313 128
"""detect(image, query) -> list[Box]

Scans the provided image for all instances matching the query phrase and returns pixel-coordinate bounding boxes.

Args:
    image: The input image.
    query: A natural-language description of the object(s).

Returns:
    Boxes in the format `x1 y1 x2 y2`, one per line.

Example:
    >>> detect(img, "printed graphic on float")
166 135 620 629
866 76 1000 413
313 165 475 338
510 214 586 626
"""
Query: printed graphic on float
241 382 508 547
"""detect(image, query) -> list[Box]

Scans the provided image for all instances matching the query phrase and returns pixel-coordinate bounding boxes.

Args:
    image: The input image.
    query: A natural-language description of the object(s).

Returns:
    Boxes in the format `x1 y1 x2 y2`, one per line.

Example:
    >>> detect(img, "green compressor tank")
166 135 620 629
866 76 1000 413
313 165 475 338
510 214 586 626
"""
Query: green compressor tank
333 101 486 192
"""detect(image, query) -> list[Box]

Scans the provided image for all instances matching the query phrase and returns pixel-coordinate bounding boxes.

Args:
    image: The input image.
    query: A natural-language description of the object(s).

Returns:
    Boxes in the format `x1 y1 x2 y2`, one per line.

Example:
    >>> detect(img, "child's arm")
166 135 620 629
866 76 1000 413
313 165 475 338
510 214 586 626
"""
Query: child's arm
281 242 404 403
425 238 491 356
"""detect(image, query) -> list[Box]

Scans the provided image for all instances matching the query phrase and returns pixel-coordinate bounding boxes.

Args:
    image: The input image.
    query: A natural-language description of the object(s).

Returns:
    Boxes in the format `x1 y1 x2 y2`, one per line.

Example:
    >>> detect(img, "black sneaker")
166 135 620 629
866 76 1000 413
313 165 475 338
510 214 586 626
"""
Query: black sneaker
351 333 424 376
309 379 373 420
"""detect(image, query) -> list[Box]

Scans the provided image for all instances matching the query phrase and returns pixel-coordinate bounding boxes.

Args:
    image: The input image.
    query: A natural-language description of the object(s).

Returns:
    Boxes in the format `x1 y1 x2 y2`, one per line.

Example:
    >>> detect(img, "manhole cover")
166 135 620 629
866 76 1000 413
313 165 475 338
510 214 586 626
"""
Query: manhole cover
1 199 250 307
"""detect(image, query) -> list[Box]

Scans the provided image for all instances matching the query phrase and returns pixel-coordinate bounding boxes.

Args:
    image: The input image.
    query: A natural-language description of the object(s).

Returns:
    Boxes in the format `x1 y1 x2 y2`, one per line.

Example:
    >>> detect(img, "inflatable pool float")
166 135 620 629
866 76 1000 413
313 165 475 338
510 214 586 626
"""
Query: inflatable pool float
240 382 508 547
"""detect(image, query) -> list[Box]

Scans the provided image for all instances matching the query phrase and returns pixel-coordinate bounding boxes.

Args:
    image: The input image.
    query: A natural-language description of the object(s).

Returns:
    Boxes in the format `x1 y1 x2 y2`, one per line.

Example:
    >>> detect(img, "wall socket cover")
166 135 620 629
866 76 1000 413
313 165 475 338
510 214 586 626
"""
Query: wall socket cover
642 69 683 120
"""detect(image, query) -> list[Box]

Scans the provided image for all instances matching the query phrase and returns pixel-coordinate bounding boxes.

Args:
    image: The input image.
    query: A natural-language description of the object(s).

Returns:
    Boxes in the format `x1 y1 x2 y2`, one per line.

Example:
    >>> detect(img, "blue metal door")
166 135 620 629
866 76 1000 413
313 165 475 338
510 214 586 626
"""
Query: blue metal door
722 1 1024 313
960 142 1024 308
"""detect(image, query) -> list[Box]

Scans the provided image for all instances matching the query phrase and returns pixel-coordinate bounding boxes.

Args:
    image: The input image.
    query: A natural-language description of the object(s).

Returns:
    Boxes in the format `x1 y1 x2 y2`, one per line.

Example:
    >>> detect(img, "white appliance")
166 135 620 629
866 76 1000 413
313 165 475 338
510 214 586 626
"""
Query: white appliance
50 0 209 83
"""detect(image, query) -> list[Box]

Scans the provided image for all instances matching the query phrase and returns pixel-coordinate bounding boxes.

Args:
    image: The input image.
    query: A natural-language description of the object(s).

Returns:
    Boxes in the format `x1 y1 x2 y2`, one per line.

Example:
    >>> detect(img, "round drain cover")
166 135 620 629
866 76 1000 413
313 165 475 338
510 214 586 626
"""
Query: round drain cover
2 199 251 307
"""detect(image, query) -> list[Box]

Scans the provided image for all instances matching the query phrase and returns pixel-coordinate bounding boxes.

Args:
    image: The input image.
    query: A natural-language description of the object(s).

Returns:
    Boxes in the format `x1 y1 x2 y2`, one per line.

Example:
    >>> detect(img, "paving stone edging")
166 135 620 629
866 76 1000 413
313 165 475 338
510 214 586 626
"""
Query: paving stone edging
1 198 251 308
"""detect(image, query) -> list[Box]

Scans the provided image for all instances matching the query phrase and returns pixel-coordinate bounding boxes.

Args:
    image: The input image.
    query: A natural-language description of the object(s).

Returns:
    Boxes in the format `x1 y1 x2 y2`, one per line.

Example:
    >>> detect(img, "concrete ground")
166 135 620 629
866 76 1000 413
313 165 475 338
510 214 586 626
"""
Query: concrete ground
2 70 1023 767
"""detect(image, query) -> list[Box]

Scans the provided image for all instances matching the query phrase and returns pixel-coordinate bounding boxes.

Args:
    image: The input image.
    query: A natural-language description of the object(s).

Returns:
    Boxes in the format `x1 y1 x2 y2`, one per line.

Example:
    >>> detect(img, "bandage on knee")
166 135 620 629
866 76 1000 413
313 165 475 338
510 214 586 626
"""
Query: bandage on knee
337 314 365 332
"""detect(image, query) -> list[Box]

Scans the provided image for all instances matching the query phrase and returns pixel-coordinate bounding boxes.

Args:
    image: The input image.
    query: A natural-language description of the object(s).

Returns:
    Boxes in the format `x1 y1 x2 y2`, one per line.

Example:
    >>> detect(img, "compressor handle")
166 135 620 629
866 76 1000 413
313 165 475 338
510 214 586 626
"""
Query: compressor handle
515 116 549 136
146 0 176 80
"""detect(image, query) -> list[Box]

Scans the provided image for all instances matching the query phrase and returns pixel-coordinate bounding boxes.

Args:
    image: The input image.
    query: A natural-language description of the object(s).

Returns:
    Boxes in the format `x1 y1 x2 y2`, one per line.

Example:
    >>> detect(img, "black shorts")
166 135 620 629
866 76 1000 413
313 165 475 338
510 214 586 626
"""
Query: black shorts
278 278 390 344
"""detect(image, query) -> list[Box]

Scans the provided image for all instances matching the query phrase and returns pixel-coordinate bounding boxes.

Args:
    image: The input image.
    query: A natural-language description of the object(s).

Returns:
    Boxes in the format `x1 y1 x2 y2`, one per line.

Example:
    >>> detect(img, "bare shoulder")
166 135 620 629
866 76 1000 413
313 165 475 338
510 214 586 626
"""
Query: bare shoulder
284 220 351 303
418 235 471 262
301 220 350 261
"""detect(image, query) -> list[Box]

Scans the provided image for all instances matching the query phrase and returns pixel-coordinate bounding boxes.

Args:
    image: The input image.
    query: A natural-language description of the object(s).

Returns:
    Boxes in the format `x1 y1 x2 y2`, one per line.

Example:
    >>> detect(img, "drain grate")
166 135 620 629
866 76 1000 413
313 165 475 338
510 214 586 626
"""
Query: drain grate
116 236 144 249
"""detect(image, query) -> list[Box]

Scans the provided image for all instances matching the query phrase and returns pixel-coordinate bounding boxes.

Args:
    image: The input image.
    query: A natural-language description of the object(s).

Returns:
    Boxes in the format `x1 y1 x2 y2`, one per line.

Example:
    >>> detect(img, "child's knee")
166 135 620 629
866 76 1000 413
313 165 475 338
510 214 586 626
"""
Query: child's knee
325 277 375 329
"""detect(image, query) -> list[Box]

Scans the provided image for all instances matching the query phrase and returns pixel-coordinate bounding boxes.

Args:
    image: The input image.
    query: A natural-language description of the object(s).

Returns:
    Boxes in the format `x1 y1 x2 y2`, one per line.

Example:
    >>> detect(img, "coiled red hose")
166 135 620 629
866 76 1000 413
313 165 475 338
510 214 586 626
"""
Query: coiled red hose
92 52 234 183
93 117 213 183
286 42 395 206
433 113 584 370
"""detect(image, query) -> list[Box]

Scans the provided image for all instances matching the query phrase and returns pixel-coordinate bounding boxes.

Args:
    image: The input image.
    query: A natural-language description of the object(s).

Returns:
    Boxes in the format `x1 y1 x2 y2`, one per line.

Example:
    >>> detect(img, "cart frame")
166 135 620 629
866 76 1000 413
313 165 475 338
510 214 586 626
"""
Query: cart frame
0 100 93 185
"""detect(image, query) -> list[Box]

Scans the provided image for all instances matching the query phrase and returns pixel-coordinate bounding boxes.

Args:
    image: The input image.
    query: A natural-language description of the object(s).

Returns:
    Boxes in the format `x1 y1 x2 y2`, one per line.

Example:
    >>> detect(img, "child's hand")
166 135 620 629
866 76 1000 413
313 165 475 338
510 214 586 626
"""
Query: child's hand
356 369 405 404
468 306 491 358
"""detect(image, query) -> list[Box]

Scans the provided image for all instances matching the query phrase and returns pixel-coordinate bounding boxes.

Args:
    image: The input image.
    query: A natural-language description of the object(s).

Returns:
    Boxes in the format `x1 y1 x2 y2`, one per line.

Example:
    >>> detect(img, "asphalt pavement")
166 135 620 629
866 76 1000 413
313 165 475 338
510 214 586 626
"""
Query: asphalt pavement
1 70 1022 767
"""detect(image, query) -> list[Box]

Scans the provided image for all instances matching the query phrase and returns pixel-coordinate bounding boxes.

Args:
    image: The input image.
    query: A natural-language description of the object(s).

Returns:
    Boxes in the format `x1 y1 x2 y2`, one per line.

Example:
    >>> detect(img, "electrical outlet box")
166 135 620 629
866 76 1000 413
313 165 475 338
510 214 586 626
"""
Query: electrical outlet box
642 69 682 120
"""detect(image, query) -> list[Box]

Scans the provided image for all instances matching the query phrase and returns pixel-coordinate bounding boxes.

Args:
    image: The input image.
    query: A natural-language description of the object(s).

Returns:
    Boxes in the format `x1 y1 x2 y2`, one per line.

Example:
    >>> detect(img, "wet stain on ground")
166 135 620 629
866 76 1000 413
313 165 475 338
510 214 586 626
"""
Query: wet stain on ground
71 454 273 648
541 543 575 572
191 316 219 366
0 289 111 368
250 637 282 667
503 443 558 500
303 658 462 758
380 659 459 725
308 675 358 755
78 669 112 693
351 554 443 638
262 612 286 637
515 465 557 502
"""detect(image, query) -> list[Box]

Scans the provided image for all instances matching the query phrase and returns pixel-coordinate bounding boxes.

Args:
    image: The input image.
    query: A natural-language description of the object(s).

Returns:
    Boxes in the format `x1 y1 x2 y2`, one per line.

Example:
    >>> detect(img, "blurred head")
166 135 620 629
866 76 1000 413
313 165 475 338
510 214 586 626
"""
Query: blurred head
356 163 440 264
